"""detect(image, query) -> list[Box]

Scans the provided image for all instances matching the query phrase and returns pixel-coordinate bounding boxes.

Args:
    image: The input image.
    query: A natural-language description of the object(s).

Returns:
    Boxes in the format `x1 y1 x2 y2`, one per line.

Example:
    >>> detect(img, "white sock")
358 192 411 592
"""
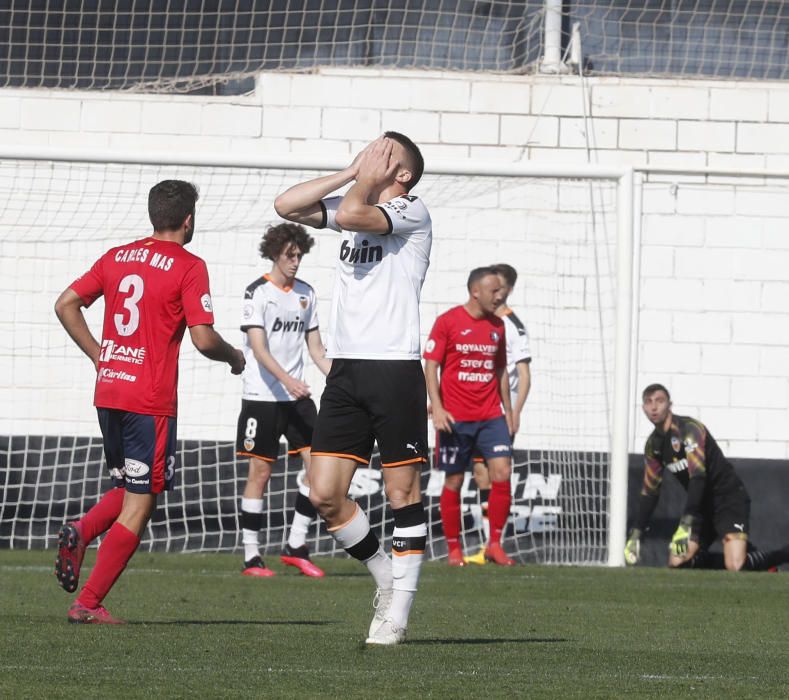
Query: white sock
287 483 312 549
390 522 427 627
288 512 311 549
329 503 392 590
365 548 394 590
241 497 263 562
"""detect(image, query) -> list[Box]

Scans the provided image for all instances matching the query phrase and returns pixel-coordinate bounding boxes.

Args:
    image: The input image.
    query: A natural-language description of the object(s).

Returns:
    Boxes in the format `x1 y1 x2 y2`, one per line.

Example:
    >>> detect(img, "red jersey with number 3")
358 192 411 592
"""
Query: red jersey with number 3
423 305 507 422
70 237 215 417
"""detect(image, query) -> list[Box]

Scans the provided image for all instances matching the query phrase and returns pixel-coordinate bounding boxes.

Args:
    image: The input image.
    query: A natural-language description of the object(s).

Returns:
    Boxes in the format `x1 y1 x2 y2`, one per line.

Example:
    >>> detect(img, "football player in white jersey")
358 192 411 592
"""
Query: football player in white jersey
274 132 431 645
465 263 533 565
236 223 331 578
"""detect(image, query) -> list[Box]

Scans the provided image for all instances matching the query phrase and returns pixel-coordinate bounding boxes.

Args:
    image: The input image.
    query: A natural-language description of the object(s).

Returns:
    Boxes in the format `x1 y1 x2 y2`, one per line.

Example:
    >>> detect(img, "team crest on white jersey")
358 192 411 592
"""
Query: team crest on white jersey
299 296 308 309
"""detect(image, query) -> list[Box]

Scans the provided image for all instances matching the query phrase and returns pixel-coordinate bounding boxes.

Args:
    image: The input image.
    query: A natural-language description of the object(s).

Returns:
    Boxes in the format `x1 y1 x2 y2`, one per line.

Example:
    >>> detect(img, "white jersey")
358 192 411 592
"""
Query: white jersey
321 194 432 360
502 310 532 403
240 275 318 402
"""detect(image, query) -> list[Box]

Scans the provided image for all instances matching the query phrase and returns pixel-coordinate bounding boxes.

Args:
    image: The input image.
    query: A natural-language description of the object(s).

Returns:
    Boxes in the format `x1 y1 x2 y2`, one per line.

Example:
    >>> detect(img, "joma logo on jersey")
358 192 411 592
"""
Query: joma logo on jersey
340 239 383 264
271 317 304 333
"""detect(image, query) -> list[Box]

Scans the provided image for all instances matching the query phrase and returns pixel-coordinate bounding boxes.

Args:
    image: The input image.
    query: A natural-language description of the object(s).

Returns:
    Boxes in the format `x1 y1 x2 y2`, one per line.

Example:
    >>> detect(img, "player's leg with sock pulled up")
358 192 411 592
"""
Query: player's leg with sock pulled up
386 504 427 638
436 430 471 566
281 451 324 577
328 503 393 637
309 456 394 635
239 457 275 577
484 455 515 565
440 473 465 566
464 460 490 565
369 466 428 645
70 491 155 624
56 486 125 593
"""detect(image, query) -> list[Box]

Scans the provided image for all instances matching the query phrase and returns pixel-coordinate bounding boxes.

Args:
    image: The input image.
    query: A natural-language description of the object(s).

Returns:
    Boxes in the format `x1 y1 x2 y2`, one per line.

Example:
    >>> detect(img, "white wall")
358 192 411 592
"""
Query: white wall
3 69 789 458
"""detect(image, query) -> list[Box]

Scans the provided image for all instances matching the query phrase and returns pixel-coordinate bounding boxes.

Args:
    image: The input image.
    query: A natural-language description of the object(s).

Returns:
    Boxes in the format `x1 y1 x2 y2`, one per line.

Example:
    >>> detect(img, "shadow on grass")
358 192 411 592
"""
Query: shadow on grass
128 619 336 626
407 637 569 645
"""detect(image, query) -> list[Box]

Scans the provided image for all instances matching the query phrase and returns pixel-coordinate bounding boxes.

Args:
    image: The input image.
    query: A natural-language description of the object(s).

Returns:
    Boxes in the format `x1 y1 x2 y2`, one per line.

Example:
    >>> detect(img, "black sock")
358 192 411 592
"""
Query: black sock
294 491 317 519
742 545 789 571
680 550 725 569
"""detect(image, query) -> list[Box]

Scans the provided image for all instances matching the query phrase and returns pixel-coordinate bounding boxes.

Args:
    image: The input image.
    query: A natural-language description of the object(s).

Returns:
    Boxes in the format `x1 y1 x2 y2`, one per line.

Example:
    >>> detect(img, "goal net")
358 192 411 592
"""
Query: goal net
3 2 787 92
0 154 619 565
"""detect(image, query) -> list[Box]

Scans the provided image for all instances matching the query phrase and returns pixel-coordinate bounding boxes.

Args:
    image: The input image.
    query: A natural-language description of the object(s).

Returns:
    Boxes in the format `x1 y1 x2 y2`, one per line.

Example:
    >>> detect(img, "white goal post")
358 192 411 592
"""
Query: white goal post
0 145 634 566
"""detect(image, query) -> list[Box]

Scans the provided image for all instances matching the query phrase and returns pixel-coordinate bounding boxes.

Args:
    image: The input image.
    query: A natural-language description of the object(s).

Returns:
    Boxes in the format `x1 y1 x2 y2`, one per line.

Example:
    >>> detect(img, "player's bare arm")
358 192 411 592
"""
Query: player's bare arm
424 359 455 432
54 288 100 369
335 137 399 233
306 328 331 376
273 147 369 227
511 361 531 435
497 365 514 436
246 326 310 398
189 324 245 375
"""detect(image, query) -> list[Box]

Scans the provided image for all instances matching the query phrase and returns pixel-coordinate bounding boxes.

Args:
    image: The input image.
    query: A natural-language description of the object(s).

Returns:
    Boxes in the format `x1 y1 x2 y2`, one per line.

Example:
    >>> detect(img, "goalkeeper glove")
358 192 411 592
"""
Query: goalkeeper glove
669 516 694 557
624 528 642 565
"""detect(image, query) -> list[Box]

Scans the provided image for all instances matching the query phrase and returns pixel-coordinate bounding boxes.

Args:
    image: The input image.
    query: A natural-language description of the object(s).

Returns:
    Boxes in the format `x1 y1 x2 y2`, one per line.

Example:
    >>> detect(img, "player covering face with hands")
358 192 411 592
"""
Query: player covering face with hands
274 132 431 645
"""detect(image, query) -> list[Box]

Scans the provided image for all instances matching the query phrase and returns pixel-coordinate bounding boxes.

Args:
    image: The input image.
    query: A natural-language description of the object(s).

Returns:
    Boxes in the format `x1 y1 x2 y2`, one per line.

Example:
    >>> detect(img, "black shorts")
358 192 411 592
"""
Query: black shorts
97 407 177 494
699 485 751 546
311 359 428 467
236 398 317 462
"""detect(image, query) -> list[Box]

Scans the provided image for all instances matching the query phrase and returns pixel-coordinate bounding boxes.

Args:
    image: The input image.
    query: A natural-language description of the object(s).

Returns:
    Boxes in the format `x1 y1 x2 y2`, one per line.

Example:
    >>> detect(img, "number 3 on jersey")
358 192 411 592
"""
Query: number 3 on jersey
114 274 144 336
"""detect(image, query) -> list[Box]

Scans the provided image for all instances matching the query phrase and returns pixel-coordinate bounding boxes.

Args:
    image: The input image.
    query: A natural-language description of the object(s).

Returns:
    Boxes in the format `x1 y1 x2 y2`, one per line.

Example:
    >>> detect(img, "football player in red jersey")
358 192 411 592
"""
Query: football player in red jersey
465 263 532 565
54 180 244 624
424 267 516 567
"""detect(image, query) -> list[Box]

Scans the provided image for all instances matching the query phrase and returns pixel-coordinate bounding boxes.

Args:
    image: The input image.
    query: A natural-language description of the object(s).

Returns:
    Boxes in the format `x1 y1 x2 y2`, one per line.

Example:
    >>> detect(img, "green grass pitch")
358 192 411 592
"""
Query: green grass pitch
1 550 787 698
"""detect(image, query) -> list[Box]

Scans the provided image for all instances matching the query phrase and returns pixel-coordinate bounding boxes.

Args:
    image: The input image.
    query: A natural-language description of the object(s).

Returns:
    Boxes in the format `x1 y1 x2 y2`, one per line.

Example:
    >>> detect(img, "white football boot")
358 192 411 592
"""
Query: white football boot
367 587 393 638
365 618 406 646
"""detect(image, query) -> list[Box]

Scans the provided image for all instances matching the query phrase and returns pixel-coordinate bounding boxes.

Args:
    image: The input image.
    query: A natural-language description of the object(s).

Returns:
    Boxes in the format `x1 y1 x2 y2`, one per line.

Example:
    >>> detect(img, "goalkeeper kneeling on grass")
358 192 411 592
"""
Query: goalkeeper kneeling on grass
624 383 789 571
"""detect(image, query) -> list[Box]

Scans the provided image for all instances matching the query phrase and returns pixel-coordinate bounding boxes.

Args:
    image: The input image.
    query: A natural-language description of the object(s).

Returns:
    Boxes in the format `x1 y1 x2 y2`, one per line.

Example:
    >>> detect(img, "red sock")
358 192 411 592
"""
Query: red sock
439 486 462 552
487 480 512 545
78 487 125 544
76 522 140 609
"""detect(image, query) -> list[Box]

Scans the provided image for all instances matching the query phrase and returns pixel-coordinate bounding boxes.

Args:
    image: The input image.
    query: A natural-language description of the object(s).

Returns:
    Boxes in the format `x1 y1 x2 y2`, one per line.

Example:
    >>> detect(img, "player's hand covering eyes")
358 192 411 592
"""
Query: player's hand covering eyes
624 528 642 565
669 517 693 556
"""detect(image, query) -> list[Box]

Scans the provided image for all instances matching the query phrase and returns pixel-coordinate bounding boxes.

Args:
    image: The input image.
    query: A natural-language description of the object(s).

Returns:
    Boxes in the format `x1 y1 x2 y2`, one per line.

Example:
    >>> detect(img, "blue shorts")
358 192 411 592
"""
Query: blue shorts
435 416 512 475
97 408 177 494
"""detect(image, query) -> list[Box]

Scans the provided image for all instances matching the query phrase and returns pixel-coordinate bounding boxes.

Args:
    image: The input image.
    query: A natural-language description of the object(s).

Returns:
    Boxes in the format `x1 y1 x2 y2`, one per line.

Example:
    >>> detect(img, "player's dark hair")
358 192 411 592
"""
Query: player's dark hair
384 130 424 191
467 266 498 292
642 383 671 401
491 263 517 288
259 222 315 261
148 180 199 231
